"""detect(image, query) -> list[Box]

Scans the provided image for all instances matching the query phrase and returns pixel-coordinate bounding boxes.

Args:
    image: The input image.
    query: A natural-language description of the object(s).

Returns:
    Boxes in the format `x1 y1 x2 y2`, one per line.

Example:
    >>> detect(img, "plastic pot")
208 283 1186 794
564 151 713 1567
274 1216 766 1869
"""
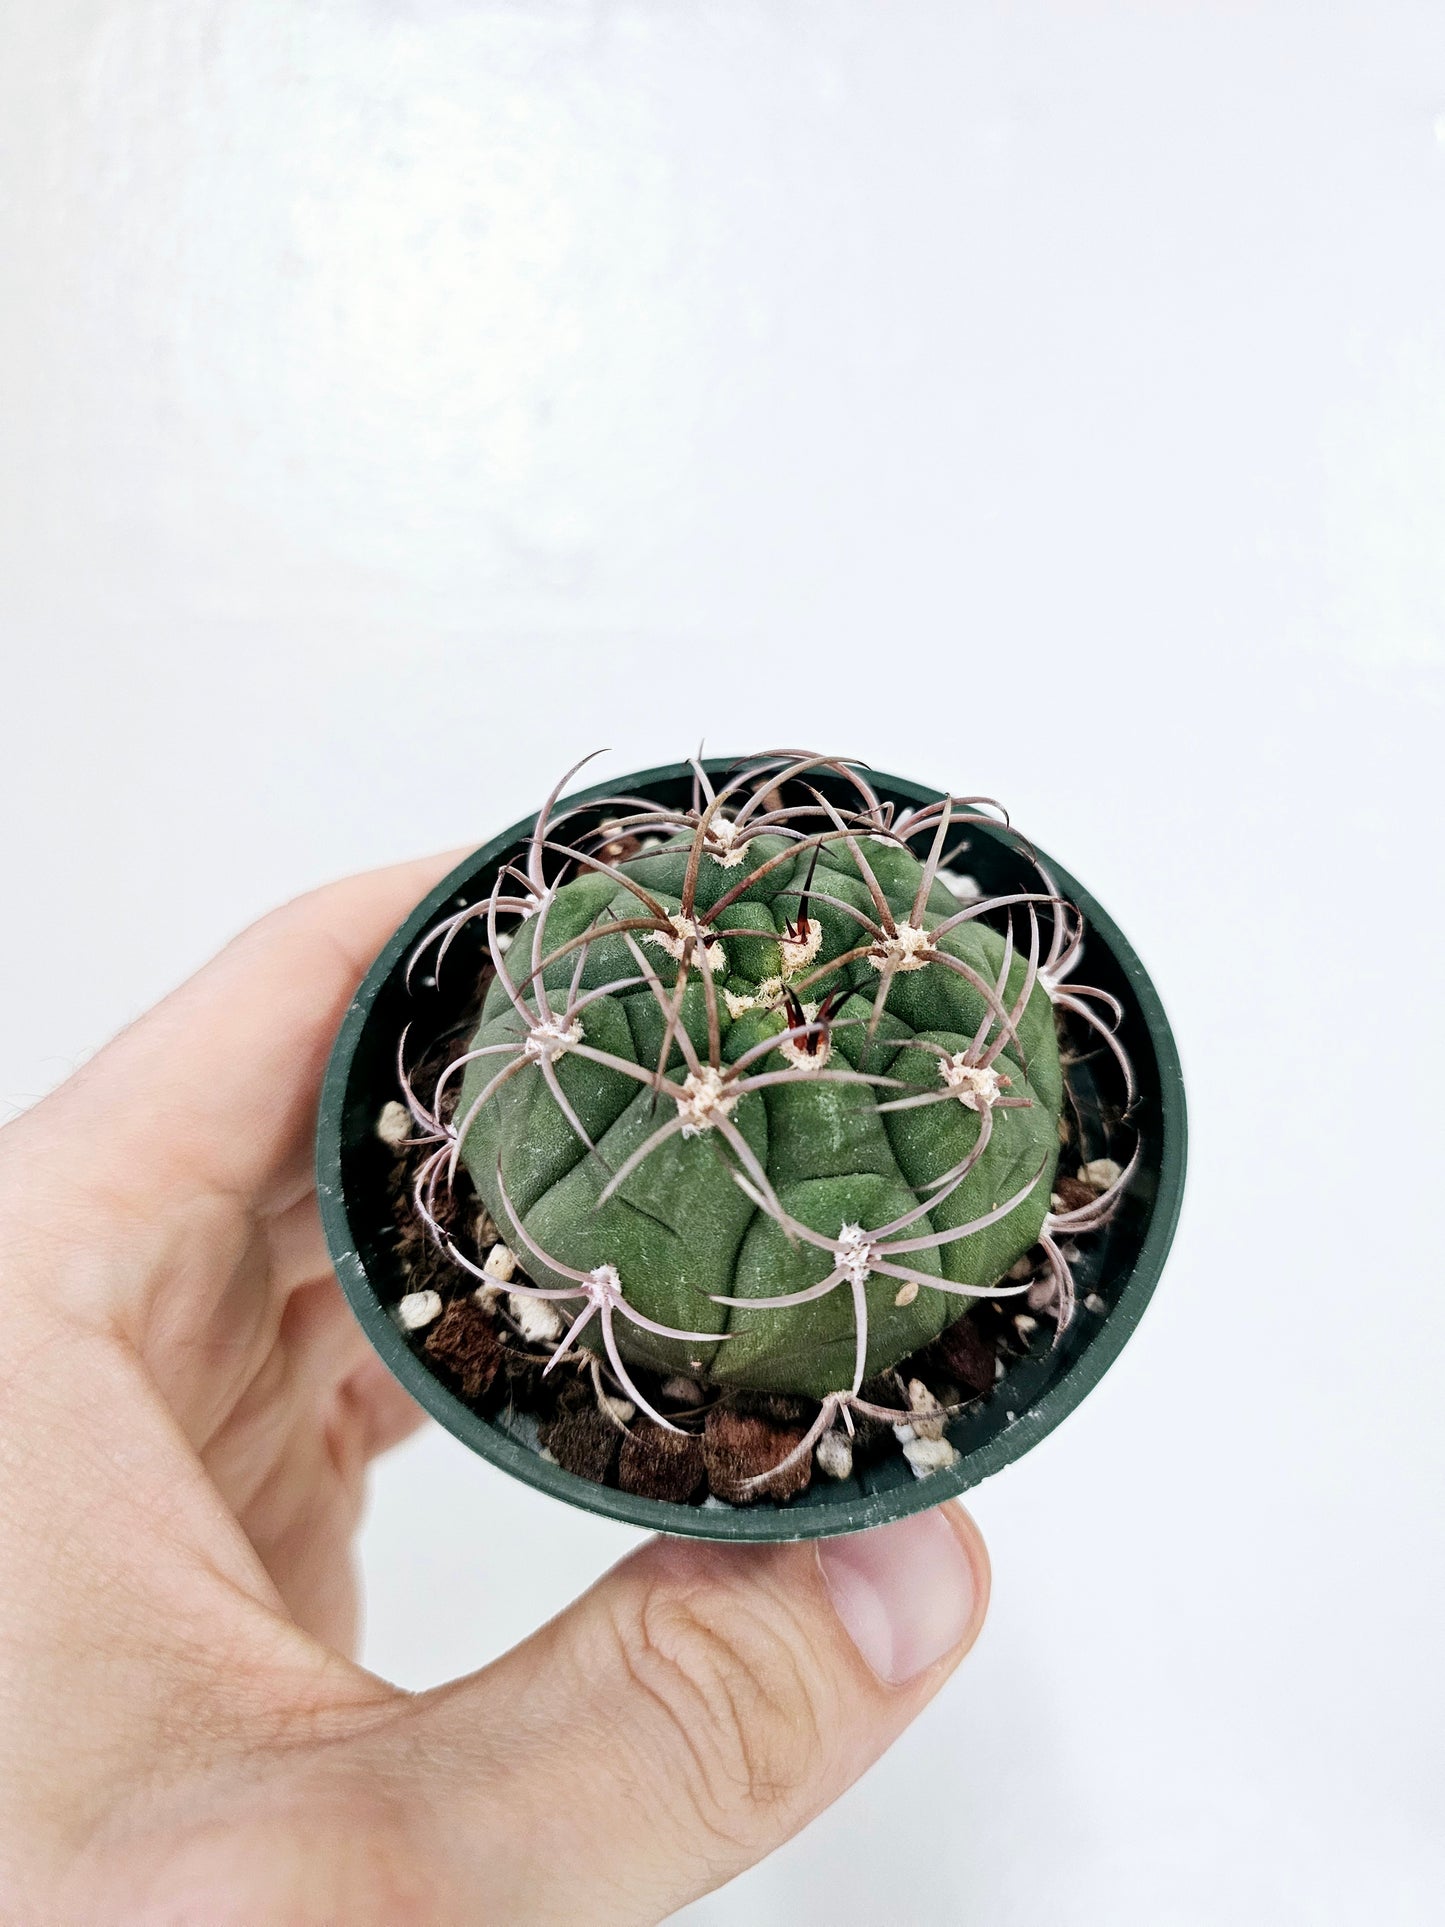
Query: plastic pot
317 759 1186 1542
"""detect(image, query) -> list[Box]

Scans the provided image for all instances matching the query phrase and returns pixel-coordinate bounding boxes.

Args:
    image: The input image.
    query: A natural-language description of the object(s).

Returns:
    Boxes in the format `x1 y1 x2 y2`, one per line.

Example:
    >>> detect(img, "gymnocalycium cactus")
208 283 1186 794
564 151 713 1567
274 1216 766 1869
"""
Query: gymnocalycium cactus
401 751 1136 1449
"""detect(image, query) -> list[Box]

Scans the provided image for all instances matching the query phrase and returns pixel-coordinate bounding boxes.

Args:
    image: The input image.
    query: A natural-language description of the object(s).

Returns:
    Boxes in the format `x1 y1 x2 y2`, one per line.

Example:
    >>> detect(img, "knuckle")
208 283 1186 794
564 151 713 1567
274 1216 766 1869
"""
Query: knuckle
611 1565 834 1852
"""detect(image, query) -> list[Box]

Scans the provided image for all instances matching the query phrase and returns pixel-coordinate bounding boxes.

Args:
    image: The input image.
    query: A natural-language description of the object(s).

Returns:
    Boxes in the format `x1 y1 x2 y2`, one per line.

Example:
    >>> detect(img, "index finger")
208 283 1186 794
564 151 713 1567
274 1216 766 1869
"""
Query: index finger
8 848 472 1226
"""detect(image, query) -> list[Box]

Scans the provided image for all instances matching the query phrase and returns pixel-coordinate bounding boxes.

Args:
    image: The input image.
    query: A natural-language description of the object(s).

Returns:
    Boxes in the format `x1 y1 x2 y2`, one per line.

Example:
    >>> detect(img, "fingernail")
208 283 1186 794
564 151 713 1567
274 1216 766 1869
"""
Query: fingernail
817 1508 980 1684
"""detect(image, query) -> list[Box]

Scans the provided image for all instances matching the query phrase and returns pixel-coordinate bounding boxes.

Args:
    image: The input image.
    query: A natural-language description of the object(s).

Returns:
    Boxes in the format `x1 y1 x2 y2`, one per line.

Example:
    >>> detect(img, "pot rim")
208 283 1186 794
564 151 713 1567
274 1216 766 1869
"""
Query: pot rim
316 758 1187 1542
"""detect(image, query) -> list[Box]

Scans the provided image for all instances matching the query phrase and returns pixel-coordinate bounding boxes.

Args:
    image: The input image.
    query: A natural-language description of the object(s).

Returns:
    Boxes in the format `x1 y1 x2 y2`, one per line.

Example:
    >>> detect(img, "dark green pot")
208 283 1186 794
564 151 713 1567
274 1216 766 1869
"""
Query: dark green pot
316 760 1186 1542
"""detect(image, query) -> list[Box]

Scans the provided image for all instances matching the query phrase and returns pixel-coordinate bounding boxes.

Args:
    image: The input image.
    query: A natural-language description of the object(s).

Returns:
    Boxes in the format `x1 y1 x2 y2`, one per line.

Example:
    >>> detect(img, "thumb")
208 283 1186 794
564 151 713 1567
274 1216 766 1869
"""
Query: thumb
384 1504 989 1924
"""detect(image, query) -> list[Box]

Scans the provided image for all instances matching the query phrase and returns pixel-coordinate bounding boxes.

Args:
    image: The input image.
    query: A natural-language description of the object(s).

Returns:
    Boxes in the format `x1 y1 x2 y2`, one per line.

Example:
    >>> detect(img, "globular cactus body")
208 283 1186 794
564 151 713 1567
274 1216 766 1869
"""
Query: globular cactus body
451 779 1065 1401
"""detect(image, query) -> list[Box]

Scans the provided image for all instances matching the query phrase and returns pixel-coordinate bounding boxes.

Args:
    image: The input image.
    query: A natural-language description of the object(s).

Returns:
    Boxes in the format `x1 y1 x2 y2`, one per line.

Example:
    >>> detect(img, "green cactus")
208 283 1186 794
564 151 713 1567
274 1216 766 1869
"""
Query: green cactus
442 758 1067 1403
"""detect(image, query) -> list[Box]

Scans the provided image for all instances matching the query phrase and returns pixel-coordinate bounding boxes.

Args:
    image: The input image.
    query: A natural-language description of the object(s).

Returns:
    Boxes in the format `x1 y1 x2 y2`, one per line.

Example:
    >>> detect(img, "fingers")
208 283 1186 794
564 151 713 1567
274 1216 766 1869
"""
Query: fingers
339 1356 428 1459
371 1504 989 1925
12 848 471 1229
195 1283 424 1643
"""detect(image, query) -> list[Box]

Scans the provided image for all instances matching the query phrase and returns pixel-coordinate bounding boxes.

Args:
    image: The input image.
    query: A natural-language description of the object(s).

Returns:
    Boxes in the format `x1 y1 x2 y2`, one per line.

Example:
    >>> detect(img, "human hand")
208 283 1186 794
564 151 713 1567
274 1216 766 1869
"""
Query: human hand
0 856 989 1925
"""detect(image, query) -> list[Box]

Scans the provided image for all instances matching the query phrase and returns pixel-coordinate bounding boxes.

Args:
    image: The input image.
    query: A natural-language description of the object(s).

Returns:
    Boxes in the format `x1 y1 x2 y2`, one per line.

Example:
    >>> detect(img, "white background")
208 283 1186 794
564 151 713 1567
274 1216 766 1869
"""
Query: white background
2 3 1442 1921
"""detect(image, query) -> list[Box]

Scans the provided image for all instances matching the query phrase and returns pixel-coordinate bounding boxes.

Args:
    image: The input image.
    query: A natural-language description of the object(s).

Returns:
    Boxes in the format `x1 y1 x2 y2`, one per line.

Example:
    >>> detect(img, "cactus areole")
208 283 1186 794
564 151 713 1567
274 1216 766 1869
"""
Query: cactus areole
399 752 1140 1418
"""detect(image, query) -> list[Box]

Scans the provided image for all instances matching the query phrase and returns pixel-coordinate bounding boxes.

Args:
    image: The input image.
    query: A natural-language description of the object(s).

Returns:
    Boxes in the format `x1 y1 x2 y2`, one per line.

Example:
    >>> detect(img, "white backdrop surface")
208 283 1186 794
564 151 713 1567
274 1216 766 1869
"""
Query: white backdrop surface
2 4 1442 1922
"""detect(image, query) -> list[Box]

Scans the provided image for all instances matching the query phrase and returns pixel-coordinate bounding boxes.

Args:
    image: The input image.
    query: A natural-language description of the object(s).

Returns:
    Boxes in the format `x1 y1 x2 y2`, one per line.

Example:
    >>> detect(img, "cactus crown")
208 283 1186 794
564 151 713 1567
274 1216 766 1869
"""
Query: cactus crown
400 751 1136 1441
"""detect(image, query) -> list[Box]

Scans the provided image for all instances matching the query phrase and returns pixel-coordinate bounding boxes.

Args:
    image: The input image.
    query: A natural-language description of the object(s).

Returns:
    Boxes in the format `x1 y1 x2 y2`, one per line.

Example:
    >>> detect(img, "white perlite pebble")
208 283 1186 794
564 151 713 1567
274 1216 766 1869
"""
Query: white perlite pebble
660 1375 705 1407
376 1101 411 1148
471 1282 503 1313
1084 1292 1108 1315
816 1430 854 1480
907 1379 948 1441
1080 1157 1122 1193
598 1394 636 1428
903 1435 958 1478
483 1243 517 1283
396 1290 442 1331
509 1294 564 1344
